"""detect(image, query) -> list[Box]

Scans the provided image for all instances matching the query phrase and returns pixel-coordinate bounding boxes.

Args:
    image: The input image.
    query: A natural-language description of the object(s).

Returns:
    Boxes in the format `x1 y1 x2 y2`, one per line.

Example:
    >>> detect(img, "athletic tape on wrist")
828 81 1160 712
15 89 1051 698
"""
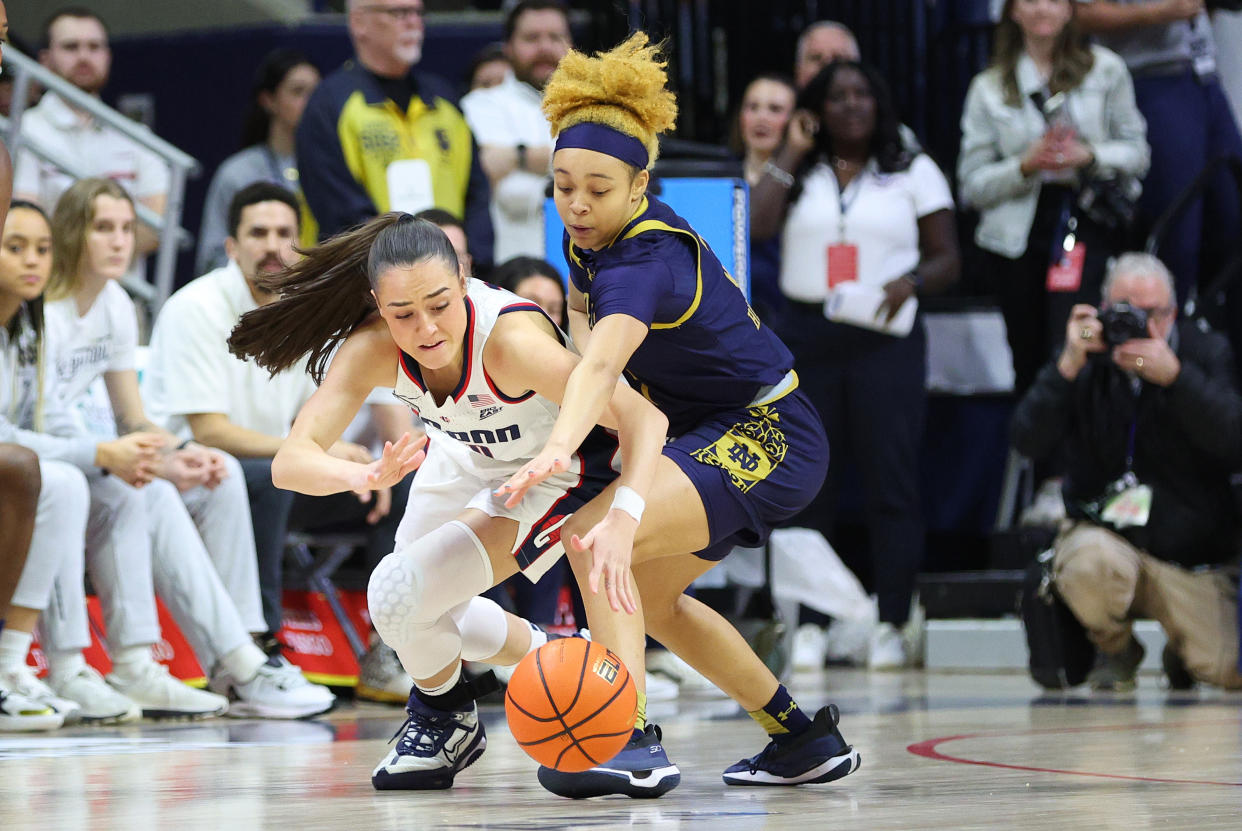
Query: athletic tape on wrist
610 485 645 523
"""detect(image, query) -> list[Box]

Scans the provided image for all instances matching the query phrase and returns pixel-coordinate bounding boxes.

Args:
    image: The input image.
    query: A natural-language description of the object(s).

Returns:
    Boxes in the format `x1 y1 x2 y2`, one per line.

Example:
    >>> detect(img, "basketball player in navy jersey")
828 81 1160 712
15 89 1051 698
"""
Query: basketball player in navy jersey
498 33 861 797
228 215 669 791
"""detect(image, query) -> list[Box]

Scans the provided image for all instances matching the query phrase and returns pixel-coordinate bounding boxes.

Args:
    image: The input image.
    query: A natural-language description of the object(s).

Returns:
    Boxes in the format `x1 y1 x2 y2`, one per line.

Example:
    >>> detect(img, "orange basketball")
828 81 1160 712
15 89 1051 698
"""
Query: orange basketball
504 638 637 772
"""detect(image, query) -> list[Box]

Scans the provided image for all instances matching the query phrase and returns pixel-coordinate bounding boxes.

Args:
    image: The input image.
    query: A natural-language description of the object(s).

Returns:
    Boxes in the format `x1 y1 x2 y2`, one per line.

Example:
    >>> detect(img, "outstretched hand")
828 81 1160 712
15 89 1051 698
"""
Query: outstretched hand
354 432 427 495
572 512 639 615
495 447 571 508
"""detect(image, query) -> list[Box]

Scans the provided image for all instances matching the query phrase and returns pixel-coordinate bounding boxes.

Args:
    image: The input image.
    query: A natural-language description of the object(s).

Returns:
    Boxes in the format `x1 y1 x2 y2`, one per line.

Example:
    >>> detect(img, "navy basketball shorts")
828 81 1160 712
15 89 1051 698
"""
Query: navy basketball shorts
662 387 829 562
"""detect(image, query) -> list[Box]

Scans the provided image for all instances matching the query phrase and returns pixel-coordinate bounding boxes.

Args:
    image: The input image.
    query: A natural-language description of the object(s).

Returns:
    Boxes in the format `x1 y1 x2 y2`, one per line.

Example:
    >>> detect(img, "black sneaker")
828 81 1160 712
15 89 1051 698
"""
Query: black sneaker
1162 644 1196 691
722 704 861 786
371 694 486 790
537 723 680 799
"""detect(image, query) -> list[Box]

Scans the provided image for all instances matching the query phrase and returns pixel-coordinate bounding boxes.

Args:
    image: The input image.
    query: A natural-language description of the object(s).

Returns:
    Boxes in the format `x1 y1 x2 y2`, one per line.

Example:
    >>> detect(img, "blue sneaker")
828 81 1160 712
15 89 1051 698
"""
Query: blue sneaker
537 723 681 799
371 694 486 790
722 704 860 786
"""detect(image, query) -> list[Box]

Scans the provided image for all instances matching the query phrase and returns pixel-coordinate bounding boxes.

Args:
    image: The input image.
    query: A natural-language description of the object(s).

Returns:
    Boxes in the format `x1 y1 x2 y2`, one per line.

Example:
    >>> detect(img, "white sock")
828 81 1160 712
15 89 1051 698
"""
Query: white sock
218 642 267 684
47 650 87 684
526 623 548 656
0 629 33 672
109 645 154 680
415 662 462 696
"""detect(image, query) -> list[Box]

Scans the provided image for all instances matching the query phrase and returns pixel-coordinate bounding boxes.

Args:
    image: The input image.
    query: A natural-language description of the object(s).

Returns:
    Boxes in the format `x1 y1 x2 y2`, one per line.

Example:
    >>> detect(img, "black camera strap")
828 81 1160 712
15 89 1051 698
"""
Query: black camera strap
1124 418 1138 476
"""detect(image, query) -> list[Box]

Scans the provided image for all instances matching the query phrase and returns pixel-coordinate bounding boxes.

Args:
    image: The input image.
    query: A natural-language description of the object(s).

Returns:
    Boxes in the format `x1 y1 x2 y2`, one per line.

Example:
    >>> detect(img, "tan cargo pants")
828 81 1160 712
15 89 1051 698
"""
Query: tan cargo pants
1052 522 1242 689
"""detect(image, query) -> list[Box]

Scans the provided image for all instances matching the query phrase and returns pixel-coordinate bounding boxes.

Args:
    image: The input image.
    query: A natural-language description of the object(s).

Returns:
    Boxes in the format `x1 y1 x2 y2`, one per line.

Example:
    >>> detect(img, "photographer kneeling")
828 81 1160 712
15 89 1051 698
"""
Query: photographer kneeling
1012 253 1242 692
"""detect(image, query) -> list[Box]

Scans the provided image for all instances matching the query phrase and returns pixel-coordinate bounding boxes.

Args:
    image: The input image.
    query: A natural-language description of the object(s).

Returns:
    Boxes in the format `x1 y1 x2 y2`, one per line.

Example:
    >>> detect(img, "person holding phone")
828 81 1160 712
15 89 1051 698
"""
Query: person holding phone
750 60 959 669
959 0 1149 396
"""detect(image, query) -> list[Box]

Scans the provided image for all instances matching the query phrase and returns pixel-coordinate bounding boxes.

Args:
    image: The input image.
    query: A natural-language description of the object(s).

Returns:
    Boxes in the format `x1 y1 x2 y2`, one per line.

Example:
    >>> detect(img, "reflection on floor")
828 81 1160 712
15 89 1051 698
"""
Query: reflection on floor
2 668 1238 830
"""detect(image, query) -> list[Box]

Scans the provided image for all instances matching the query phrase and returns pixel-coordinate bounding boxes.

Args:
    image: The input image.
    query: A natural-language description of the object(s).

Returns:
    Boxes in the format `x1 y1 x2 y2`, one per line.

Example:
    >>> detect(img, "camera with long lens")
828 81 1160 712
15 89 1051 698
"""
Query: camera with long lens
1098 302 1149 345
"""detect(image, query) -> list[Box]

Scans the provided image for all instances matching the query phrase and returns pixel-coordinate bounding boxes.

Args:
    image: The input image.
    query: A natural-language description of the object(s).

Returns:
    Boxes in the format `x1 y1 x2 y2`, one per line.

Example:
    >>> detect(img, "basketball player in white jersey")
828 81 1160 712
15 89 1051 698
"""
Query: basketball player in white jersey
229 213 668 791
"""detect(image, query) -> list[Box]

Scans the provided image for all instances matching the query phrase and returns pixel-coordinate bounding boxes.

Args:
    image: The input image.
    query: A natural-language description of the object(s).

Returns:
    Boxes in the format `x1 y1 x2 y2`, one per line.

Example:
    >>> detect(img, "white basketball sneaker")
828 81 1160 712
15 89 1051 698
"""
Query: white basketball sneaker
867 623 908 670
371 695 486 790
0 685 63 732
51 666 140 724
647 649 723 696
211 657 335 719
106 661 229 719
0 664 82 724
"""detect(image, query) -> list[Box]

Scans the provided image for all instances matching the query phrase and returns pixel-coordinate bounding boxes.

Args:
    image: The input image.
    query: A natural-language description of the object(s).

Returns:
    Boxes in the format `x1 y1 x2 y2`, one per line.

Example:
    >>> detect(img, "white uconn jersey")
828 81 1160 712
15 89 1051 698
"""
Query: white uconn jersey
392 281 571 478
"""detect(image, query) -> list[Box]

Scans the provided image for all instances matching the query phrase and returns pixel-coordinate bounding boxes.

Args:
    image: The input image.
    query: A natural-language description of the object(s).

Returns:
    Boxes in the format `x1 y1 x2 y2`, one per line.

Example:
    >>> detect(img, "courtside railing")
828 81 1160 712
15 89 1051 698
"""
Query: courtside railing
1 45 200 312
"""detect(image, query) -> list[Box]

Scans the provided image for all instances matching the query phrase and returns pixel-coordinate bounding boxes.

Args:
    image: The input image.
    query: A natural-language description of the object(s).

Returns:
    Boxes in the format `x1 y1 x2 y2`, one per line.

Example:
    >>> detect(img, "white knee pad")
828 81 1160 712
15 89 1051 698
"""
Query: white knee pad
449 596 510 663
367 520 495 679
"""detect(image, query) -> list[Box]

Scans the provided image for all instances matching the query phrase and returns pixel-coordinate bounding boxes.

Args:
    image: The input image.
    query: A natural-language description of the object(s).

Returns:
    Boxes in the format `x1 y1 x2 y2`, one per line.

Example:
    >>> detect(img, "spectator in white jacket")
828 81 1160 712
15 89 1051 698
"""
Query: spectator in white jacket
958 0 1148 395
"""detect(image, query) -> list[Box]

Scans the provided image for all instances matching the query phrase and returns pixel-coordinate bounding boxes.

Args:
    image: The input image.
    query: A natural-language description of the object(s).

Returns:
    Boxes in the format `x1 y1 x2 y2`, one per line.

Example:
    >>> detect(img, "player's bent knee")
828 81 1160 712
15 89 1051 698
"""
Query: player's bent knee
1055 545 1115 592
367 551 423 644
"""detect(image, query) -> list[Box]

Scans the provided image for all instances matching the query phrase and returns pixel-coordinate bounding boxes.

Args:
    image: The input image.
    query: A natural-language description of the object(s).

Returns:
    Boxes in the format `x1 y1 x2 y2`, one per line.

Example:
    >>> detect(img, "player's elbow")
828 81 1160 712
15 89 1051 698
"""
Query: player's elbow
580 353 625 386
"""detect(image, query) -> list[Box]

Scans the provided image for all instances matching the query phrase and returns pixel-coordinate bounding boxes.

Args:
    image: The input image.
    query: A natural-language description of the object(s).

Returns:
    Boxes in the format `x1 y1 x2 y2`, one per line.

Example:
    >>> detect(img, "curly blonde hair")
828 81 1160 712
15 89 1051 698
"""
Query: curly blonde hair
542 32 678 169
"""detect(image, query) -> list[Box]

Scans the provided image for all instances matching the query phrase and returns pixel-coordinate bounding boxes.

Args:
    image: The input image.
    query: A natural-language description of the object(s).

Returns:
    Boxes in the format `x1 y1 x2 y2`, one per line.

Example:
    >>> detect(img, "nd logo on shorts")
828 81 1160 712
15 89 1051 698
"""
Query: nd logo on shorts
691 406 788 493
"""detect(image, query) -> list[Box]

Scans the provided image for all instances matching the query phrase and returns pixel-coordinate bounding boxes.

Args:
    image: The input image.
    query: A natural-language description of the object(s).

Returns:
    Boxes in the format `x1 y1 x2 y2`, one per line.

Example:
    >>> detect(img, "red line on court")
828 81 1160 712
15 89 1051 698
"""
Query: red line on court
907 719 1242 787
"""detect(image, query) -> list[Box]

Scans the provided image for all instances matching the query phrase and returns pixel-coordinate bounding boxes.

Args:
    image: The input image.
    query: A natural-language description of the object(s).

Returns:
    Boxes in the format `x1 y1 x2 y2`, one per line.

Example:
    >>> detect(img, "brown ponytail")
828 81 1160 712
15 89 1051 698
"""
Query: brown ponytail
228 212 460 383
228 213 404 382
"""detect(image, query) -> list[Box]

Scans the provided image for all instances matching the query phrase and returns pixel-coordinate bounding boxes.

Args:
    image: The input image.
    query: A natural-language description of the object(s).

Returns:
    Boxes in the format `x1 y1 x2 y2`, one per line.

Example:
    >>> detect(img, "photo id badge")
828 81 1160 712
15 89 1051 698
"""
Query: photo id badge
1047 240 1086 292
827 243 859 290
1100 483 1152 529
386 159 435 215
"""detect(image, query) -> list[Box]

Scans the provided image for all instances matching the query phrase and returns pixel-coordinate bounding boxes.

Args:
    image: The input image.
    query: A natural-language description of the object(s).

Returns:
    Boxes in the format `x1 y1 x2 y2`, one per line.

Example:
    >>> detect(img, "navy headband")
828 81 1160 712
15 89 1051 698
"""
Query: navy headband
554 122 649 170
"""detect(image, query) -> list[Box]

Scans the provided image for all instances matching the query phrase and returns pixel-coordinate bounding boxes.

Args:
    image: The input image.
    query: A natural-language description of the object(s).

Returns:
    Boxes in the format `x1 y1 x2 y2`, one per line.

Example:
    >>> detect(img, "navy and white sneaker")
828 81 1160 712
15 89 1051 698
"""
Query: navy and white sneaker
722 704 861 786
371 694 486 790
537 723 681 799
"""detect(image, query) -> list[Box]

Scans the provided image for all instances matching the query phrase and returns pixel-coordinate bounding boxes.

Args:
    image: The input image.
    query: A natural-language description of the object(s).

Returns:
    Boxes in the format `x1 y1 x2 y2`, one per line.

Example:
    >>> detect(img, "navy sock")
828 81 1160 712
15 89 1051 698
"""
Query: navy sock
747 685 812 743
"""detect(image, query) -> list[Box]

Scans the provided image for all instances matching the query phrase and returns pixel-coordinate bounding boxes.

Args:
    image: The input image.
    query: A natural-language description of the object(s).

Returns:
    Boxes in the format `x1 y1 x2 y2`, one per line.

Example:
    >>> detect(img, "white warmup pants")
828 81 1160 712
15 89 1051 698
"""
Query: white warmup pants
10 461 91 649
42 458 259 673
177 452 265 633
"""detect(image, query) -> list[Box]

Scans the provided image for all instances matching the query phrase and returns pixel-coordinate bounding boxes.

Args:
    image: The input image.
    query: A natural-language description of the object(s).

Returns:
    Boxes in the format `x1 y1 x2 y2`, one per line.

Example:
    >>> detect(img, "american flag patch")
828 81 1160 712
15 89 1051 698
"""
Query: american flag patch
468 394 497 408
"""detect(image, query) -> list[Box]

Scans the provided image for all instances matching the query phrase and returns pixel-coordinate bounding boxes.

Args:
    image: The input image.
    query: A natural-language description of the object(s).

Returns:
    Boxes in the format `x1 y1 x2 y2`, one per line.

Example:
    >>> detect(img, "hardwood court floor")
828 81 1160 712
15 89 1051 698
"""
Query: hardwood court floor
1 668 1238 830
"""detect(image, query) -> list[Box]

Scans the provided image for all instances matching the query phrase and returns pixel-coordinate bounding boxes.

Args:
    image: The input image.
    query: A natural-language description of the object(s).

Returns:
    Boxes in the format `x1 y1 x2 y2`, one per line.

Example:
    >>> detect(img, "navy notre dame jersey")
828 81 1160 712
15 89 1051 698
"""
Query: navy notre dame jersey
564 194 794 436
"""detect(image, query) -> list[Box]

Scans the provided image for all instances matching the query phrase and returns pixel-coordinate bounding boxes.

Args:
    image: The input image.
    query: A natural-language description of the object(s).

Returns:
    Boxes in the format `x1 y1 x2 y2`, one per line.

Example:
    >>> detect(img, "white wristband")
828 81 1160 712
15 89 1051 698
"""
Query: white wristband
610 485 645 523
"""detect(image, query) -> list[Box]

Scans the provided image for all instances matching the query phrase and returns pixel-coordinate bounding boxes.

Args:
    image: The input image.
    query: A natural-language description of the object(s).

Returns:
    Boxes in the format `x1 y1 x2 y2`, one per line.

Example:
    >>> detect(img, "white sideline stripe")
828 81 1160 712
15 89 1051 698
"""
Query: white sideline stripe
925 619 1167 671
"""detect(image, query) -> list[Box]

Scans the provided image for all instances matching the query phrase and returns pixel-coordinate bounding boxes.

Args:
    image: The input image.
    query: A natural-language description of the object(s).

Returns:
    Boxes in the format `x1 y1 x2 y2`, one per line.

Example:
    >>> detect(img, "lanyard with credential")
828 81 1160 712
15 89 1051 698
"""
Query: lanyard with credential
1046 192 1086 293
827 171 864 291
1122 418 1139 480
836 170 865 240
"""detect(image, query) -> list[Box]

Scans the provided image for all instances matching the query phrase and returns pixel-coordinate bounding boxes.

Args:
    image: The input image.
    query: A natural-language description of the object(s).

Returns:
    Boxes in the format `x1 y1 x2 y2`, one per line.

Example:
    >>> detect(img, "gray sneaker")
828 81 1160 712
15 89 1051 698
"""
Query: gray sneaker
1088 637 1145 692
357 643 412 705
